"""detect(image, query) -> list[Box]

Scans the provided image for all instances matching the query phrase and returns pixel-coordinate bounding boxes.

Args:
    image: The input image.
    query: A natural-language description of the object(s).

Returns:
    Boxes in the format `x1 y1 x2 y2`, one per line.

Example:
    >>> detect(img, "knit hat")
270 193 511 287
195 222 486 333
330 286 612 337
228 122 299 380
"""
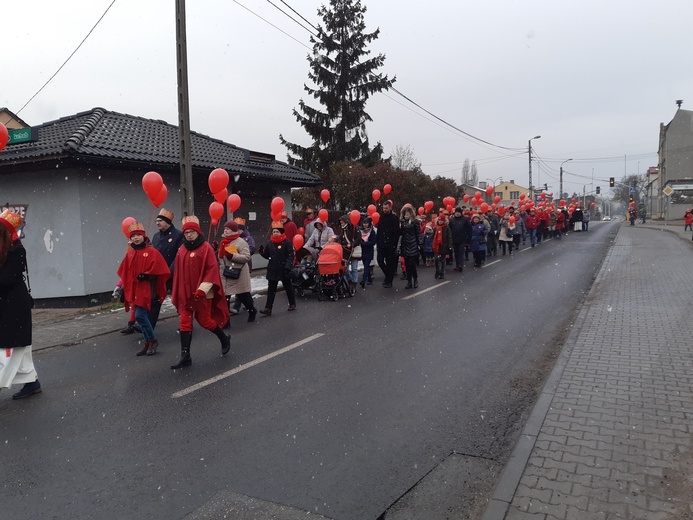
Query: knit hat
128 221 146 238
181 215 202 234
454 207 463 213
156 208 174 225
270 221 284 232
224 220 239 232
0 210 22 241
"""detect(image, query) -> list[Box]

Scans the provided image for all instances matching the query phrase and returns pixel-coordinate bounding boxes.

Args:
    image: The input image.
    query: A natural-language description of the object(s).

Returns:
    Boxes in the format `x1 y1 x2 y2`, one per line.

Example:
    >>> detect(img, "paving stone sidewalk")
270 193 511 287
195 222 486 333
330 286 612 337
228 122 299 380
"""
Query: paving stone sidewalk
484 222 693 519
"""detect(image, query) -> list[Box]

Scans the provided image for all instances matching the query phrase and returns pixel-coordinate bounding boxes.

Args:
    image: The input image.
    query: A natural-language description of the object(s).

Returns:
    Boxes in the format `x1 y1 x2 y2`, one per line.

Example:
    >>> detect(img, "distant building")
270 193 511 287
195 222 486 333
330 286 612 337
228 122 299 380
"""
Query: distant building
658 107 693 219
0 107 320 306
0 107 30 130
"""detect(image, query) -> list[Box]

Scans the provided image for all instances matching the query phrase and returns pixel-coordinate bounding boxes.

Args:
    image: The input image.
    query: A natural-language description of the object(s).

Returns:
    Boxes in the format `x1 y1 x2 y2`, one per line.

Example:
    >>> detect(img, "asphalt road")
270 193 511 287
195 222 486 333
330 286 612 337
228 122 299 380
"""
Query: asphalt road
0 221 619 520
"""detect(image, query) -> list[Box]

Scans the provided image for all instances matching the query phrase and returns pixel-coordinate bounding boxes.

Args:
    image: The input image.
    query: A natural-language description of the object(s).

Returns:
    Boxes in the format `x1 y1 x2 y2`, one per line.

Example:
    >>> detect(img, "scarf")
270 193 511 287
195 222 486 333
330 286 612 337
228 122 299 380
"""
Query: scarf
218 235 239 258
270 233 287 244
360 228 371 242
432 224 444 253
183 235 205 251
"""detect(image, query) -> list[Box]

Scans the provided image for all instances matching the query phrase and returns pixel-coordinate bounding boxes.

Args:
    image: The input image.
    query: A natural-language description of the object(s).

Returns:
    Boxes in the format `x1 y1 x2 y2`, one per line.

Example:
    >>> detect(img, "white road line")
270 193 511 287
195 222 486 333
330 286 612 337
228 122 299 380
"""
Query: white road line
401 280 450 300
171 333 325 399
482 259 502 268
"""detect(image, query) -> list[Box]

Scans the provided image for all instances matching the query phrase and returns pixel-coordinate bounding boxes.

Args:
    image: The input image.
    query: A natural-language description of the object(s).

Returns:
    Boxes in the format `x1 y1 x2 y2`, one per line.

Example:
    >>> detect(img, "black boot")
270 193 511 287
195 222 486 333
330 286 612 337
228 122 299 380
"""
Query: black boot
171 332 192 369
247 308 257 322
213 327 231 356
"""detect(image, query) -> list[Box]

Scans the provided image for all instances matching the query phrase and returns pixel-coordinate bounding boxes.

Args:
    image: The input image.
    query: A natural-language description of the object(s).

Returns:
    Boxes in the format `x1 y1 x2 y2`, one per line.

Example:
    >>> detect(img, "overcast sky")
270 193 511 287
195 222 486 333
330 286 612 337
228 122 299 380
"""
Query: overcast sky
3 0 692 197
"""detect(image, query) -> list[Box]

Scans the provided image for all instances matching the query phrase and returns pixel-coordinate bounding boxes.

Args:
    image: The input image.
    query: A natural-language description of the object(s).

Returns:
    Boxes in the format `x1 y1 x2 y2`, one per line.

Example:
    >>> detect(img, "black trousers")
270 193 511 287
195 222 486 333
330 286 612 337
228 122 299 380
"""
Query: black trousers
265 277 296 309
377 244 398 284
404 256 418 283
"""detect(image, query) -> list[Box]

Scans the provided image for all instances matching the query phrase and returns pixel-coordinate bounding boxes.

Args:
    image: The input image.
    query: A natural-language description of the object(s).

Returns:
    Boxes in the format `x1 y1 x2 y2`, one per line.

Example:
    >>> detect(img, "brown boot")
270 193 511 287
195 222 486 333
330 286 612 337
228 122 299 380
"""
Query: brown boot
259 308 272 316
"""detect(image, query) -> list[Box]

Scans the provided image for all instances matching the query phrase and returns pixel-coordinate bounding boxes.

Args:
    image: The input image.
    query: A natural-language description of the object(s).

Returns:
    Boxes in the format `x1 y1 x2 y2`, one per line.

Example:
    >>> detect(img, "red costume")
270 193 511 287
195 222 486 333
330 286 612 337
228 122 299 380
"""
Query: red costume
172 240 229 331
117 245 170 312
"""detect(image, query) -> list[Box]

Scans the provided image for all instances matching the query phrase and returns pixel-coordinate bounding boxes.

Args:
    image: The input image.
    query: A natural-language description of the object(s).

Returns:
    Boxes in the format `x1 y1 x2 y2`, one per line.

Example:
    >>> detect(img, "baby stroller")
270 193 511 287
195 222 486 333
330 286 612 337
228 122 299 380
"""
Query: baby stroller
317 242 354 301
291 246 319 297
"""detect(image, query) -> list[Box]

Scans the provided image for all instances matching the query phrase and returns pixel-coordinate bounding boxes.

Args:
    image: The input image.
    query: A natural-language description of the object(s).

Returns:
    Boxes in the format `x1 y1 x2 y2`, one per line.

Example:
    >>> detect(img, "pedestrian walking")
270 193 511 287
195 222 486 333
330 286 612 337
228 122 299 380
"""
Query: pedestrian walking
470 214 489 267
117 221 170 356
149 208 184 327
449 207 472 272
258 221 296 316
0 210 41 400
230 218 256 316
219 220 256 324
338 215 361 291
170 216 230 370
376 200 400 288
432 213 452 279
684 209 693 232
358 217 377 288
398 204 421 288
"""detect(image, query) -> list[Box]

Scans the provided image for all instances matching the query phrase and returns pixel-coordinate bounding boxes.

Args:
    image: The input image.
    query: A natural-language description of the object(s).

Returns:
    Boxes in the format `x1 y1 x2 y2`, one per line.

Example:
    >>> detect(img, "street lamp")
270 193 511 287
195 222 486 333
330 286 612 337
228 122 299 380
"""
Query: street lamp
528 135 541 199
559 158 573 200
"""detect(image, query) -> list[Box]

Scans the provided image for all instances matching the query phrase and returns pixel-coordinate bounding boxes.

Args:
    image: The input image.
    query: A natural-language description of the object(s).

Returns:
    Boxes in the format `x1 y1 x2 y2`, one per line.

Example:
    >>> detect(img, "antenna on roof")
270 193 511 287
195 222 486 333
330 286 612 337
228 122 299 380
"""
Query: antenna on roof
676 99 683 109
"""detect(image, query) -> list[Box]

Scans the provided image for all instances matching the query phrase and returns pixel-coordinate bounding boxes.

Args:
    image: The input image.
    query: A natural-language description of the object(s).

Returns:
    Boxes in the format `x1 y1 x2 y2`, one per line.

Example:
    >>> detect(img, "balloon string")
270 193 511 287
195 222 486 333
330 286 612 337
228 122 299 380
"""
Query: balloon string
147 205 156 236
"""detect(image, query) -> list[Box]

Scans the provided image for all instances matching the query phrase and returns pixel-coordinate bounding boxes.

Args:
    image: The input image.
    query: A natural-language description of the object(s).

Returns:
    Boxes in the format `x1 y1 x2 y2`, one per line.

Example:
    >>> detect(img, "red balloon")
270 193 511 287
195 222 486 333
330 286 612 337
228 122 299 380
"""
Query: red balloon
475 191 482 199
271 197 285 214
480 203 489 213
417 206 424 215
509 216 516 224
208 168 229 194
590 202 596 207
318 208 328 222
519 193 526 201
367 204 376 216
151 184 168 208
493 195 501 204
214 188 228 204
559 199 566 206
446 204 453 213
298 226 305 237
486 186 494 197
540 192 546 199
372 189 381 202
424 200 434 212
350 209 361 227
463 194 470 203
0 122 9 152
370 212 380 226
121 217 136 238
383 184 392 195
321 189 330 204
293 234 304 250
271 212 281 222
498 205 506 216
209 201 224 221
142 171 163 200
227 194 241 213
211 218 219 227
571 198 576 203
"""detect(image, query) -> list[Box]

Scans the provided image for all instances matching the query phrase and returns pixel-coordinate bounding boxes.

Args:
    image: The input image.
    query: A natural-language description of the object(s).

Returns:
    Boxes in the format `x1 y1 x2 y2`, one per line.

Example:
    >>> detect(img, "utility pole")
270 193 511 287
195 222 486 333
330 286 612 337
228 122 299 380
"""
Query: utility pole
528 135 541 200
176 0 194 216
560 158 572 200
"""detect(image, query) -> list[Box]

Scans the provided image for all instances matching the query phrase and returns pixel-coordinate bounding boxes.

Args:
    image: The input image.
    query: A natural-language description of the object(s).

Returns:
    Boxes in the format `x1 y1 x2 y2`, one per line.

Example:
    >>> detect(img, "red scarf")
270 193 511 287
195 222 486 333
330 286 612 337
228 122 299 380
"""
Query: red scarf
433 224 444 253
270 233 287 244
218 236 234 258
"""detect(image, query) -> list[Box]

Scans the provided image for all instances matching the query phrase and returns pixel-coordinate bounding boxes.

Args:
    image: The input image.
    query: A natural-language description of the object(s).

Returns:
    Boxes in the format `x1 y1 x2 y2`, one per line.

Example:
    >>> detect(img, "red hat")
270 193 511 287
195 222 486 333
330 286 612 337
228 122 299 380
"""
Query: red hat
224 220 240 234
0 210 21 241
181 215 202 234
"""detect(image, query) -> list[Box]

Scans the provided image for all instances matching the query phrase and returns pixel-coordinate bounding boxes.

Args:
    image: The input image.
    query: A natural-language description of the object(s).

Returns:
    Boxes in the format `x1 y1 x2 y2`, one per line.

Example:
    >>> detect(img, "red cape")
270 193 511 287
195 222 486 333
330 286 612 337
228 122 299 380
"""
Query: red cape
172 241 229 326
117 245 170 311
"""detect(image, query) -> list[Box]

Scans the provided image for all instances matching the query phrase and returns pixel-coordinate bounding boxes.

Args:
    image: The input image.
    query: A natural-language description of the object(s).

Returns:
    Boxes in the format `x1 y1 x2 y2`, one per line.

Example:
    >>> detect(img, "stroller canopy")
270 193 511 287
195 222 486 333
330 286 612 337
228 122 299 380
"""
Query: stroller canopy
317 243 344 275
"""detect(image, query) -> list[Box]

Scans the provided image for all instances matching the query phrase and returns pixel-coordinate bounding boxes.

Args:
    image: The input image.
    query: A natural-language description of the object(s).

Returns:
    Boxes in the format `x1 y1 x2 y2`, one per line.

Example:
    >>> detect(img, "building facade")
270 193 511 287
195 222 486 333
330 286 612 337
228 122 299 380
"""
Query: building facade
658 108 693 219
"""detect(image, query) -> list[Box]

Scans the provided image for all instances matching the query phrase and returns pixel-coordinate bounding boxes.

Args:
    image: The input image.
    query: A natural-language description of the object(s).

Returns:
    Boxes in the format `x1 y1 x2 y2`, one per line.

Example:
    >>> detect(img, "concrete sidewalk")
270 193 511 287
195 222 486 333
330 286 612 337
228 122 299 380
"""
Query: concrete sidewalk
484 220 693 519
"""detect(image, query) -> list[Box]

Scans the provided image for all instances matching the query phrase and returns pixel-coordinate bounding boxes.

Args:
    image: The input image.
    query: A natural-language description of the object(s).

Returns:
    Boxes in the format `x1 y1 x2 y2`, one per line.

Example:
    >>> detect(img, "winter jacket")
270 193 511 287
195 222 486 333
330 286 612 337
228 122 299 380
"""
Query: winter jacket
259 239 295 282
0 242 32 348
398 218 421 258
470 221 489 252
220 236 252 295
448 215 472 245
305 224 335 250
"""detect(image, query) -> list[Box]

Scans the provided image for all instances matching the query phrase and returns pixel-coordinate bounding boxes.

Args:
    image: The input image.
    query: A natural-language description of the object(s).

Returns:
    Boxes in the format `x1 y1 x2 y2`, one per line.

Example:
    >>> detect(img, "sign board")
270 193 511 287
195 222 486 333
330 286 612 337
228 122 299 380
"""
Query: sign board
8 127 38 144
662 186 674 197
629 187 636 194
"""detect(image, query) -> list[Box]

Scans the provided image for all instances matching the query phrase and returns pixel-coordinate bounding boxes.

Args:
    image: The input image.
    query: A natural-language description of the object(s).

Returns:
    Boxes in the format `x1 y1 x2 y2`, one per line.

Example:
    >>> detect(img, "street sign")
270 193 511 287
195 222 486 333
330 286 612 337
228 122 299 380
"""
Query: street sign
662 186 674 197
629 187 636 194
7 127 38 144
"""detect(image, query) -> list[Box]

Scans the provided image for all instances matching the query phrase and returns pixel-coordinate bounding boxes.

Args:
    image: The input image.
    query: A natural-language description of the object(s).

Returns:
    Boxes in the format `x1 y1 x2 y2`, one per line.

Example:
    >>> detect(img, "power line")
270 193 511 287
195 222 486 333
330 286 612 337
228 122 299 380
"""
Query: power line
15 0 118 116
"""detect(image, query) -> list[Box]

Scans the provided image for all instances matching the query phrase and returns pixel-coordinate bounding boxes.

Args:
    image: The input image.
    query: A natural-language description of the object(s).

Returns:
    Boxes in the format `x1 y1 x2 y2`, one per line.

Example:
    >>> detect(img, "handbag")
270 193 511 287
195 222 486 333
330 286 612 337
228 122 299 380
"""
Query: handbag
223 265 242 279
351 245 362 259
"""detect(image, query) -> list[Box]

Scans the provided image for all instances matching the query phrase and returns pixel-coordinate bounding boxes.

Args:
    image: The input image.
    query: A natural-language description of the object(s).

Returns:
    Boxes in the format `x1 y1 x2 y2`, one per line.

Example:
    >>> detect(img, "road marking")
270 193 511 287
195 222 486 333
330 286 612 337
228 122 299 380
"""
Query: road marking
172 333 325 398
482 259 502 268
401 280 450 300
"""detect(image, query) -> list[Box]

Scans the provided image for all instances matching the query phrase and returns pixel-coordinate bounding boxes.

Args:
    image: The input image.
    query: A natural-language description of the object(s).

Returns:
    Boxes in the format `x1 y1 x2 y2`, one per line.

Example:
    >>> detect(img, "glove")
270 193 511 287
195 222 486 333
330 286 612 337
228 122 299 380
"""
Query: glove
258 245 265 255
112 286 122 299
136 273 151 281
212 240 219 253
193 289 206 301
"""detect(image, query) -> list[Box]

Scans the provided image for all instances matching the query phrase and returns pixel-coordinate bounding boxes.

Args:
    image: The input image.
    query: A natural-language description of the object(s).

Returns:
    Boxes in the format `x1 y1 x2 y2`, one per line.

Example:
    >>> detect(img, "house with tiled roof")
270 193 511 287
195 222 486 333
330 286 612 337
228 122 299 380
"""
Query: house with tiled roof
0 107 320 305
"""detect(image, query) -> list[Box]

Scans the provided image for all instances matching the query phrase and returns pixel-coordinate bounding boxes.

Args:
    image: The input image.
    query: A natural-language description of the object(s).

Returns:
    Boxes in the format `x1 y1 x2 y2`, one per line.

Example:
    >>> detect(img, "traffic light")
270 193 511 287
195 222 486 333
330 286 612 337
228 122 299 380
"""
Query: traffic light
609 177 615 187
596 186 601 194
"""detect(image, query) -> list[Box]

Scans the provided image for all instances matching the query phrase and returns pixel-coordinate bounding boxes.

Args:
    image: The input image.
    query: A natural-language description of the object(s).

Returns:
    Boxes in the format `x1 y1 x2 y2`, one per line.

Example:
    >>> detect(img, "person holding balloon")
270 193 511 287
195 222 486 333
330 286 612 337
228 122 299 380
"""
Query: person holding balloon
358 217 377 288
170 216 231 369
258 221 296 316
338 211 362 291
498 213 516 255
117 222 171 357
0 210 42 400
432 213 453 279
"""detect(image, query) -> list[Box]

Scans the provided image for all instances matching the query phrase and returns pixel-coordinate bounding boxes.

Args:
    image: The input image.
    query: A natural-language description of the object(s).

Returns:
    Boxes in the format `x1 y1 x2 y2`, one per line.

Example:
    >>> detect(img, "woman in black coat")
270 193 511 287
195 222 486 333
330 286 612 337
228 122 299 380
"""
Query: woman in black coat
398 204 421 289
258 222 296 316
0 211 41 400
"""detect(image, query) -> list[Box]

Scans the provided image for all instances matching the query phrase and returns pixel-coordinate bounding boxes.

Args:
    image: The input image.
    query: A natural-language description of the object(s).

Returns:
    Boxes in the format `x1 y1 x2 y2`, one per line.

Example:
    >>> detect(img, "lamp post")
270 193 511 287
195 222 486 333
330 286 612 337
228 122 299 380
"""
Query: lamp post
485 177 503 203
528 135 541 199
559 158 573 200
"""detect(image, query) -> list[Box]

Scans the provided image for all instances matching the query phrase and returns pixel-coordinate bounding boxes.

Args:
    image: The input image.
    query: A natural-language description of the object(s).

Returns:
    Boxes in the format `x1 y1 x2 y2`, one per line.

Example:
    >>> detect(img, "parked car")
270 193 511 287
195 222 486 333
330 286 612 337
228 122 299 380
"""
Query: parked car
602 216 612 221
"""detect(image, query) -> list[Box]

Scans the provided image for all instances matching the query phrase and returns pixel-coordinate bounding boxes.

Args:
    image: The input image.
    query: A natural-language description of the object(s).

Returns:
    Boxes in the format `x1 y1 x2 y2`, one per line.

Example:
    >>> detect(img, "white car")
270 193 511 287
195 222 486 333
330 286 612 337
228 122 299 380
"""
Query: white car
602 216 612 221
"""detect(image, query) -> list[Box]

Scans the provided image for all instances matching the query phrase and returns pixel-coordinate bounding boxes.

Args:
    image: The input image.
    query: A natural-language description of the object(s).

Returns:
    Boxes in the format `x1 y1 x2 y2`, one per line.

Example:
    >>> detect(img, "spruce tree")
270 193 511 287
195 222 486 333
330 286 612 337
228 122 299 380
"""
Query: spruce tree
280 0 394 174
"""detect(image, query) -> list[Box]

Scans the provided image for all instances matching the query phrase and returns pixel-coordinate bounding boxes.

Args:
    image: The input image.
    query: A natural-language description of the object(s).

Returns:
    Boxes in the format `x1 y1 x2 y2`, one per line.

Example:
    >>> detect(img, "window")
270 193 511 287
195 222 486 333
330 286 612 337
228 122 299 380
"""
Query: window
510 191 519 200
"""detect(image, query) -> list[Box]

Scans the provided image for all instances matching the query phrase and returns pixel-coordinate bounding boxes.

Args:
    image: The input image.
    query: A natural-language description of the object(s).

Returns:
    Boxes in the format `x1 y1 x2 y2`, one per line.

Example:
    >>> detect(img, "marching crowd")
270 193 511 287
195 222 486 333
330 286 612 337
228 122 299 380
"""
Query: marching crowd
0 200 594 400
